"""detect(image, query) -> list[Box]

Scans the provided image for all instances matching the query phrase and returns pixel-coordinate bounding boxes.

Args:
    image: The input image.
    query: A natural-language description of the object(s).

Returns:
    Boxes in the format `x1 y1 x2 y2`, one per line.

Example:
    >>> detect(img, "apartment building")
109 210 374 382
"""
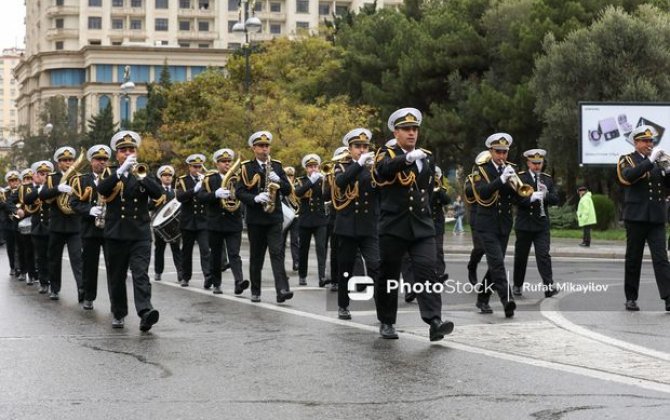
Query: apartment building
16 0 401 134
0 48 23 142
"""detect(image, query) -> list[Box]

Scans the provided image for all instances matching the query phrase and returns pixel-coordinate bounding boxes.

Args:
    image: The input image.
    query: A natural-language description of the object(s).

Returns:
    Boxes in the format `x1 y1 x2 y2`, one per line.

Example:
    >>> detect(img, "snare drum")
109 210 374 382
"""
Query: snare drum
151 198 182 243
281 202 296 232
18 218 32 235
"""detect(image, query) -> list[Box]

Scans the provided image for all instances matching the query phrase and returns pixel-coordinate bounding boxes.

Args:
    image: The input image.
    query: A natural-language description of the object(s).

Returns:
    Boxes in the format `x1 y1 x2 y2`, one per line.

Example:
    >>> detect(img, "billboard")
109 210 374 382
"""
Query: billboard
579 102 670 165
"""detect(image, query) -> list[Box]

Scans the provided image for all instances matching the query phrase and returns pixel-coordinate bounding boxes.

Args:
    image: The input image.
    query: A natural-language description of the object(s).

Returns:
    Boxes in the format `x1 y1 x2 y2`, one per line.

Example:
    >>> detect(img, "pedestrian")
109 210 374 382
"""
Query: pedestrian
452 195 465 235
576 186 596 247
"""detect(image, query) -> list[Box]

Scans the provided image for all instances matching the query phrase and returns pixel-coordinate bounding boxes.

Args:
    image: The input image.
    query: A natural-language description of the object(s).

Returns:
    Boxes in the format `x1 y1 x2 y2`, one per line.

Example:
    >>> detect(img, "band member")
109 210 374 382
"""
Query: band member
150 165 183 283
470 133 517 317
176 154 213 288
464 174 485 285
373 108 454 341
332 128 379 320
1 171 20 278
15 169 38 285
70 145 112 310
512 149 560 298
616 125 670 311
325 146 348 292
294 154 329 286
235 131 293 303
24 161 53 294
431 166 450 281
97 130 162 330
281 166 300 273
198 148 249 295
38 147 83 301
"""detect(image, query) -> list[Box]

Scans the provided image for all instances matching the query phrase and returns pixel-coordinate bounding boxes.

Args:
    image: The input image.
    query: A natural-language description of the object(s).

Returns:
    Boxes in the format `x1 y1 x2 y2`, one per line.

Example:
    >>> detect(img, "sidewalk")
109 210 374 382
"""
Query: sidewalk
444 232 641 259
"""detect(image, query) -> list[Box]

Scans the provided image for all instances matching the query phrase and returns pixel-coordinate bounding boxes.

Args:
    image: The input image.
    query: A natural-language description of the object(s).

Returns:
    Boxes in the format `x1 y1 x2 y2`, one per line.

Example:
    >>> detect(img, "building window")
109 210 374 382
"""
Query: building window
99 95 111 112
198 0 210 9
50 69 86 86
130 19 142 30
136 95 148 110
56 0 64 5
296 21 309 29
179 20 190 30
335 5 348 15
96 64 113 83
89 40 102 45
112 18 124 29
270 23 281 34
153 65 187 82
179 42 190 47
254 2 262 11
227 0 237 11
55 18 64 29
198 43 210 48
270 2 281 12
113 0 124 6
227 20 237 33
131 0 143 6
228 42 240 50
155 18 168 31
318 3 329 15
55 41 64 50
89 0 102 6
198 21 209 31
155 0 168 9
88 17 102 29
112 40 123 45
117 65 150 83
296 0 308 13
179 0 191 7
191 66 206 78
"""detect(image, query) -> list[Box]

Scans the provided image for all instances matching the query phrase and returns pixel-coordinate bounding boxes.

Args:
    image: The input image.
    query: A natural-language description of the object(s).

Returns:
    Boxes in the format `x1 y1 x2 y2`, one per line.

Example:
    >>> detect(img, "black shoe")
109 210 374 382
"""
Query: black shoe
512 286 522 296
467 268 478 285
77 288 85 303
49 291 59 301
504 300 516 318
292 262 299 272
476 301 493 314
665 297 670 312
139 309 159 332
276 289 294 303
404 292 416 303
38 285 48 294
429 318 454 341
180 280 189 287
26 277 34 286
438 273 449 282
251 294 261 303
234 280 250 295
544 284 560 298
299 277 307 286
330 282 338 292
82 300 94 310
203 280 212 289
318 277 328 287
579 242 590 247
18 273 26 282
625 300 640 311
379 323 399 339
338 307 351 320
213 286 223 294
112 317 125 329
155 273 162 281
221 263 231 272
9 269 15 278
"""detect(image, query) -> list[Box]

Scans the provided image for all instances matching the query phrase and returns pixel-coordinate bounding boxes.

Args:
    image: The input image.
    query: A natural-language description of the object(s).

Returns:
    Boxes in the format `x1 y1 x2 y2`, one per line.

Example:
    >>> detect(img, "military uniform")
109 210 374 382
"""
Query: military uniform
150 165 183 283
280 166 300 273
0 172 19 277
616 125 670 310
430 173 450 278
38 147 83 300
235 131 293 302
15 173 38 284
464 173 485 285
512 149 560 296
24 161 52 292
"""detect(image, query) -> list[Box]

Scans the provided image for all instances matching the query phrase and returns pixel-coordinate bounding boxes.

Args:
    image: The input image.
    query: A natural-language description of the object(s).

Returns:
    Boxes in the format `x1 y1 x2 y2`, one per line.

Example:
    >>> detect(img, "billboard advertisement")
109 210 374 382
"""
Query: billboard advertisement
579 102 670 165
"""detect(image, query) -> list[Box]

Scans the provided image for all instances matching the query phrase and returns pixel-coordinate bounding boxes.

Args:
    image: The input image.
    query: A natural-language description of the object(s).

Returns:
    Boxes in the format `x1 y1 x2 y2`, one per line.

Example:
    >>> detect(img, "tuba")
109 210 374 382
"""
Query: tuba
57 148 88 215
263 157 280 213
220 157 242 212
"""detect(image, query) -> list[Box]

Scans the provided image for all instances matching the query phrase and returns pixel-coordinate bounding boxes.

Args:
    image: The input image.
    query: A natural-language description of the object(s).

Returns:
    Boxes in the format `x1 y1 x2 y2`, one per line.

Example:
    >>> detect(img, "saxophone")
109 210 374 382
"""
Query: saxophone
220 157 242 212
57 148 88 215
263 157 280 213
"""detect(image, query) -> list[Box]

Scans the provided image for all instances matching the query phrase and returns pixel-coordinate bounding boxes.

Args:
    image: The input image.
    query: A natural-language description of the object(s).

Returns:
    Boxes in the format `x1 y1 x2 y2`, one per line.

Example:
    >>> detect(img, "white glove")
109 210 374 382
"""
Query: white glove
57 184 73 194
357 152 374 167
89 206 103 217
309 172 323 184
254 192 271 204
268 171 280 183
215 188 230 199
500 166 515 183
530 191 544 203
117 155 136 176
16 209 25 219
405 149 427 164
193 180 202 193
650 148 664 163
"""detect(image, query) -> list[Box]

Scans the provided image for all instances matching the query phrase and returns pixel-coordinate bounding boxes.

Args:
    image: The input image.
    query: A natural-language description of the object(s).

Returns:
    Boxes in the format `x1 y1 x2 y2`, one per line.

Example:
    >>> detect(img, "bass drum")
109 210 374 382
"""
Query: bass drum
18 218 32 235
151 198 182 243
282 202 296 232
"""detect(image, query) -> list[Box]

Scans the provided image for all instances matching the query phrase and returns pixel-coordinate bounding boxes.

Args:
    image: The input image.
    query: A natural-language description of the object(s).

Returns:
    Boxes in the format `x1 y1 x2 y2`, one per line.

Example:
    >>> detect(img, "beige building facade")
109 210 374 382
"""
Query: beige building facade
16 0 401 134
0 48 23 143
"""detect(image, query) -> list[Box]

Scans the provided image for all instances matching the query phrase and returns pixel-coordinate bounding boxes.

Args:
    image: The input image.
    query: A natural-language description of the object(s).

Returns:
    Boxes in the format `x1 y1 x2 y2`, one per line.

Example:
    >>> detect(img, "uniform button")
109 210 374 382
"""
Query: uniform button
121 198 125 202
421 198 425 202
421 189 425 193
355 210 359 213
121 206 125 210
133 216 137 219
409 206 413 211
355 202 359 205
409 197 414 201
364 192 368 196
421 208 425 212
121 215 125 219
365 201 368 204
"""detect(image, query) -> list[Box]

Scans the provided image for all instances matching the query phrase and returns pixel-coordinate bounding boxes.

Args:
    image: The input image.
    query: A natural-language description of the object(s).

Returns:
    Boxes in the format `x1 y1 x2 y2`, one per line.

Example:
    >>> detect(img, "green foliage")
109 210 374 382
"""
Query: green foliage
548 203 578 229
86 103 117 147
591 193 616 230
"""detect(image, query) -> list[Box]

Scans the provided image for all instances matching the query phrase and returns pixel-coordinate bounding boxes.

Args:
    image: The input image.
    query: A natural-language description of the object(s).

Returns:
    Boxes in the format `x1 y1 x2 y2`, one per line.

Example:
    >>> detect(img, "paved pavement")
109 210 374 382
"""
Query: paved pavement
1 235 670 419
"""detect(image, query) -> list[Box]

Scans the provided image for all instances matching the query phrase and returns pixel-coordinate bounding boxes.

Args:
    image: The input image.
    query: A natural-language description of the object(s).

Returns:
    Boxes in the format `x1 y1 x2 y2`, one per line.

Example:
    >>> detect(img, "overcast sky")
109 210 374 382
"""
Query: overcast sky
0 1 25 50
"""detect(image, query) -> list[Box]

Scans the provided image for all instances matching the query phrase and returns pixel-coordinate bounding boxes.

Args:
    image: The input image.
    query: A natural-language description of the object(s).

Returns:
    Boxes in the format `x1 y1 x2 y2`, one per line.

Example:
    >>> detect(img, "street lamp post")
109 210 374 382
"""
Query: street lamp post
120 65 135 130
232 0 262 93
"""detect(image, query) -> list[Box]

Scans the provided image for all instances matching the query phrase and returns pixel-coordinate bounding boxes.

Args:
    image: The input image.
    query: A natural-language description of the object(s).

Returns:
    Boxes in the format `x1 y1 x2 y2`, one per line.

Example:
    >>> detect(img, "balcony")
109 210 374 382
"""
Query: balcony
256 11 287 21
46 5 80 17
46 28 79 40
177 30 218 41
122 29 147 38
120 7 147 16
177 7 216 18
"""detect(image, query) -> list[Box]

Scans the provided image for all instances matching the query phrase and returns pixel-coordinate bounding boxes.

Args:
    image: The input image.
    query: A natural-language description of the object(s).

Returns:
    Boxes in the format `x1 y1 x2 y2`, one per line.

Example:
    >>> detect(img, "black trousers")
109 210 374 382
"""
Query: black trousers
82 236 106 301
298 225 327 280
624 221 670 301
582 226 591 245
32 235 49 287
48 231 83 294
181 229 212 283
3 228 15 271
435 232 445 276
377 235 442 325
280 219 300 268
325 223 338 281
106 239 153 319
477 229 512 305
467 229 486 275
513 229 553 287
247 223 289 296
16 232 36 280
154 236 183 280
209 230 244 287
337 235 380 308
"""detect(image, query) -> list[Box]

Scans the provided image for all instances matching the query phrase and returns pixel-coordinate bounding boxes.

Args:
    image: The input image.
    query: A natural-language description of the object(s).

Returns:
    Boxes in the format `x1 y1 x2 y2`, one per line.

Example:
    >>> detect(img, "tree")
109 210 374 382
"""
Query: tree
86 103 117 148
142 60 172 135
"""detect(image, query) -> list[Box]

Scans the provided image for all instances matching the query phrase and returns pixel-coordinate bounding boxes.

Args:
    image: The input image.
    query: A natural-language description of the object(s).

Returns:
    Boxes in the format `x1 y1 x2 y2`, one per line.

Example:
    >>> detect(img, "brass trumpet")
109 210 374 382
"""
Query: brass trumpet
321 150 352 175
132 163 149 180
475 150 533 197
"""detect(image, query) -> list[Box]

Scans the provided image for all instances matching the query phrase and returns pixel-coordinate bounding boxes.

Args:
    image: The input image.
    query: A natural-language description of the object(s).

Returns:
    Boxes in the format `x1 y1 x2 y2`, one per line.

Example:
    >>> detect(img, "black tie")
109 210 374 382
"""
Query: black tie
498 166 503 177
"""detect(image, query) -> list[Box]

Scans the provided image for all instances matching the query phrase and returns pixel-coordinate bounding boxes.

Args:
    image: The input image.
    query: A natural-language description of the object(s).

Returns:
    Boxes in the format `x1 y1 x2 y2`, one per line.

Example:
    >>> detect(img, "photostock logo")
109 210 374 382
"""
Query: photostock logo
346 272 374 301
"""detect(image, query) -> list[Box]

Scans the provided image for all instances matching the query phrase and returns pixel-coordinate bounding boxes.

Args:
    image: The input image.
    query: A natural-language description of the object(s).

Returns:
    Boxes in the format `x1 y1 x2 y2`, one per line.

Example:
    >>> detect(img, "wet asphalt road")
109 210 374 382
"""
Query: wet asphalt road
1 242 670 419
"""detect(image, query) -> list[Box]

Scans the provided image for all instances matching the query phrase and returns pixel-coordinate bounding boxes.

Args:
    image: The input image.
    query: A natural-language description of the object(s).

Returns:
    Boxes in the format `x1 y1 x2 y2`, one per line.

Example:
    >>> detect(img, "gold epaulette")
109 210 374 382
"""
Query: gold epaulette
419 148 432 155
518 171 526 175
178 174 188 179
271 158 281 164
153 194 167 208
241 159 251 165
541 172 552 177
